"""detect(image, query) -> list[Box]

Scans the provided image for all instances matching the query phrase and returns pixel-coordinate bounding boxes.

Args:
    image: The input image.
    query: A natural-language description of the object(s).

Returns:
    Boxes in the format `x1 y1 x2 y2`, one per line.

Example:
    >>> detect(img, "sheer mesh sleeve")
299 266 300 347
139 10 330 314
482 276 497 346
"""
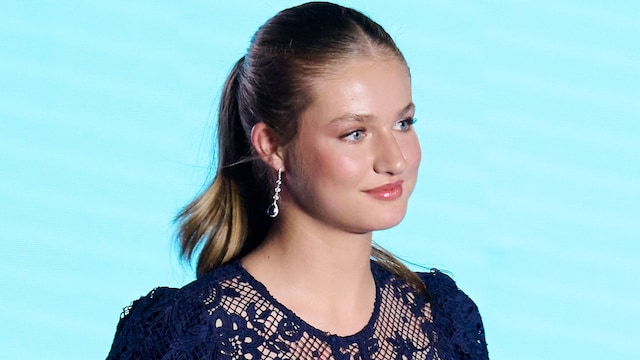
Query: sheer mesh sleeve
419 270 489 360
106 286 215 359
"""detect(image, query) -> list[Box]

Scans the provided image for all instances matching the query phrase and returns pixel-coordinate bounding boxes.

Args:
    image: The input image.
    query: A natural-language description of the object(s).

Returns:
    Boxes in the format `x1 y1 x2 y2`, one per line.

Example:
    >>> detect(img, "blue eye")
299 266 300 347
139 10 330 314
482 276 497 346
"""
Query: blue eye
341 129 366 142
394 118 417 131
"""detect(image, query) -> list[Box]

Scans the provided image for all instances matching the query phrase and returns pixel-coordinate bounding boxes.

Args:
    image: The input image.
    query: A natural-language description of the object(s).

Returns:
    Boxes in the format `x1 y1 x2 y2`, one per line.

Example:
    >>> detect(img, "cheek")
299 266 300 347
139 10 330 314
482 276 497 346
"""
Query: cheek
311 148 365 184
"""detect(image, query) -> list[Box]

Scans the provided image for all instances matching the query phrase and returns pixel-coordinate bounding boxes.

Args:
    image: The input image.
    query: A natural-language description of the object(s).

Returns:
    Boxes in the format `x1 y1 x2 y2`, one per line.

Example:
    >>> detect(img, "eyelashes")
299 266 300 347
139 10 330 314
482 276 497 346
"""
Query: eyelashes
341 129 366 142
393 118 417 131
339 118 417 143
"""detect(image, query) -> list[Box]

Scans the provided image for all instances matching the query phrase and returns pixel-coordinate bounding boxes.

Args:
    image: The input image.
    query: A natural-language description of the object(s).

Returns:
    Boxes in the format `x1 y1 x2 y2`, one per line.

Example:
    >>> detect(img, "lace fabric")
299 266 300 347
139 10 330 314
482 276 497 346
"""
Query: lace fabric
107 261 488 359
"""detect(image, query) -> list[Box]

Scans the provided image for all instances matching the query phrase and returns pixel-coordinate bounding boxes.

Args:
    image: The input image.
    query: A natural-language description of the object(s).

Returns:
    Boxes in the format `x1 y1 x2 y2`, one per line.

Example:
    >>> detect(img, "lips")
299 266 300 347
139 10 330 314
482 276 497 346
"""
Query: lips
363 180 404 200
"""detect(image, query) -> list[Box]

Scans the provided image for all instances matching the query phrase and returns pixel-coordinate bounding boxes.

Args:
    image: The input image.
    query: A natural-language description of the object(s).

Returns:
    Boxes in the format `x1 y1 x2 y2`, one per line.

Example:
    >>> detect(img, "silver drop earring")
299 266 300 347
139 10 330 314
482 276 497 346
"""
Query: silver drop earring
267 168 283 218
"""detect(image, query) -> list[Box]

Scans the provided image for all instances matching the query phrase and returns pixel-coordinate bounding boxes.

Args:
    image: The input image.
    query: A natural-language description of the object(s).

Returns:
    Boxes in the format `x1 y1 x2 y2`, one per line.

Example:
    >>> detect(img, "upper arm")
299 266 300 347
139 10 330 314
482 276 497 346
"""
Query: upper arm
107 287 180 359
419 270 489 360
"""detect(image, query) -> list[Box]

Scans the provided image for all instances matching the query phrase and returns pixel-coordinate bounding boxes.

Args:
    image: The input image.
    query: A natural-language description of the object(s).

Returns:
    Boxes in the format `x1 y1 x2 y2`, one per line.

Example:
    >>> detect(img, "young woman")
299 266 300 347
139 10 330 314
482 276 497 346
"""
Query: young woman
107 2 488 359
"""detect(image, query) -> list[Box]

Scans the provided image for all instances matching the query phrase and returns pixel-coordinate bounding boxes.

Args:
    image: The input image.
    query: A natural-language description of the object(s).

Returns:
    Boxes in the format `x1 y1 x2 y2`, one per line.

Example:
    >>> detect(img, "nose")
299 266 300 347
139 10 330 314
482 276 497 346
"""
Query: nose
373 132 407 175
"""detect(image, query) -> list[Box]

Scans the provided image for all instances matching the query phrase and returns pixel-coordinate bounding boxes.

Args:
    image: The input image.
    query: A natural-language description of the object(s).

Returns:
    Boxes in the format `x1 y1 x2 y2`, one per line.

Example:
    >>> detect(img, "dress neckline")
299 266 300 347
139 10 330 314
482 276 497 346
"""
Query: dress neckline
232 259 382 344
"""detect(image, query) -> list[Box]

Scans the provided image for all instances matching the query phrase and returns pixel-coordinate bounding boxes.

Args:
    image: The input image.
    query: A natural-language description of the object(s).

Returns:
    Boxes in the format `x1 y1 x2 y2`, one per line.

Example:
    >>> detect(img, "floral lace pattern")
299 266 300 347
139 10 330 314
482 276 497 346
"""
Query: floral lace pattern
107 261 488 359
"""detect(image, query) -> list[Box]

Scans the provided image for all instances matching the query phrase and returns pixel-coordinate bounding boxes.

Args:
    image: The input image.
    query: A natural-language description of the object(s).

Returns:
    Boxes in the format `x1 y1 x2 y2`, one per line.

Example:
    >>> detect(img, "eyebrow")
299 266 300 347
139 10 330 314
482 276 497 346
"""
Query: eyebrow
329 102 415 124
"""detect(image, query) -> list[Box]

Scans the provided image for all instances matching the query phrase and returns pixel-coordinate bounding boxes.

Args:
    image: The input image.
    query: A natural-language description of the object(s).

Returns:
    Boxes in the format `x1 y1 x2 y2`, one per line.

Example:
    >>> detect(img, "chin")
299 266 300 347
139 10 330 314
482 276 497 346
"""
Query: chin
370 210 407 231
344 211 405 234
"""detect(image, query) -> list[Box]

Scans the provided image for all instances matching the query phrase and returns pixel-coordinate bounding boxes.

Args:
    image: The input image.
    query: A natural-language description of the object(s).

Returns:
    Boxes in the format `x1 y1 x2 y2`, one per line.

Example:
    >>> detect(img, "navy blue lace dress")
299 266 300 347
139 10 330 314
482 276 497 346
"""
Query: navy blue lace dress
107 260 488 359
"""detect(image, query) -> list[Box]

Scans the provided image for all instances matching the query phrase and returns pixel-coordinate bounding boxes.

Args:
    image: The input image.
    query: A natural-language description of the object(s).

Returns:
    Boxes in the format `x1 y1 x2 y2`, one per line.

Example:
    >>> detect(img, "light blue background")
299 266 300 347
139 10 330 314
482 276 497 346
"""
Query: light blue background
1 1 638 358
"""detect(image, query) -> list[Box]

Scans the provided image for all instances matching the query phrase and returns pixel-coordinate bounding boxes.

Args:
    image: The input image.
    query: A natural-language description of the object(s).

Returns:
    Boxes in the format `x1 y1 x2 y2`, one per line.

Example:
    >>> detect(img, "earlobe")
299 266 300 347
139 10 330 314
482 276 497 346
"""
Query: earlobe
251 122 285 171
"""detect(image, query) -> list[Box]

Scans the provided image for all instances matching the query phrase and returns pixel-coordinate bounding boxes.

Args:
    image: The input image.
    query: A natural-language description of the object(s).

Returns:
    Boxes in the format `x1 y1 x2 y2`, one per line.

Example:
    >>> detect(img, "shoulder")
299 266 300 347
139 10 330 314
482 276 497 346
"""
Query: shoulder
107 286 188 359
418 269 489 360
107 262 242 359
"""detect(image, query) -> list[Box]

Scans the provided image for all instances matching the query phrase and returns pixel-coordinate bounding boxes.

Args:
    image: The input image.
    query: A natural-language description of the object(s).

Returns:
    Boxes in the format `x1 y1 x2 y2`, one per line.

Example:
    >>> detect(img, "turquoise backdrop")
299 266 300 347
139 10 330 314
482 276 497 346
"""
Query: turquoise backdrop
1 1 638 358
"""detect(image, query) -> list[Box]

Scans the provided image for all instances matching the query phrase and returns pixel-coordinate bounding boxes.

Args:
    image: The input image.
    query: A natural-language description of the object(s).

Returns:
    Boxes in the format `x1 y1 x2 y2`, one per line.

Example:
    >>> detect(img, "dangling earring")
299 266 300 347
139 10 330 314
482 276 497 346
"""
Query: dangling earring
267 168 283 218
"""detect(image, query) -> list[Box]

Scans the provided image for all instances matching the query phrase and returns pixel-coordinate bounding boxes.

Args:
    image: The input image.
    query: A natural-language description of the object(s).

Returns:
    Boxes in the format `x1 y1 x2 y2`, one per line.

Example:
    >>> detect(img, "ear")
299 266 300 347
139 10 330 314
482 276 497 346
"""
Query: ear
251 122 285 171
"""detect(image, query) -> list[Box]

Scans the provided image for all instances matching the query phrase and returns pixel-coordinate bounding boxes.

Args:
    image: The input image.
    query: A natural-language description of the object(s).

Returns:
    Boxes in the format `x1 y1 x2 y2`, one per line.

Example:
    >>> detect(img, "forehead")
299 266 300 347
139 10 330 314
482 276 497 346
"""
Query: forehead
303 57 412 122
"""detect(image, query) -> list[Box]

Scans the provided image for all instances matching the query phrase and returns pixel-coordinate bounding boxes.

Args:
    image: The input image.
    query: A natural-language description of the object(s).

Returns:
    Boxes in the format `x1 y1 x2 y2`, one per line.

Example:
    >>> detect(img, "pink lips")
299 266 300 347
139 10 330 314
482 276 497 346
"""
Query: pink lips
363 180 404 200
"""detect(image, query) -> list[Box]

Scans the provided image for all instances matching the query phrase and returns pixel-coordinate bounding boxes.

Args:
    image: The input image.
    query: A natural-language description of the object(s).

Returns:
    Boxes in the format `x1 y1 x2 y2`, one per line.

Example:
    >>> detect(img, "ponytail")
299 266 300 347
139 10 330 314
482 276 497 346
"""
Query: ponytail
372 245 430 300
176 57 272 277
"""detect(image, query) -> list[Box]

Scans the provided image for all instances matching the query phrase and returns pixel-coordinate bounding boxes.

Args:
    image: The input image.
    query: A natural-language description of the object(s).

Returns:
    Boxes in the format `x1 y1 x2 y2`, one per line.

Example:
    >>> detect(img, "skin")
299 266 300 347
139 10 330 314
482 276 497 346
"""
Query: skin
244 56 421 336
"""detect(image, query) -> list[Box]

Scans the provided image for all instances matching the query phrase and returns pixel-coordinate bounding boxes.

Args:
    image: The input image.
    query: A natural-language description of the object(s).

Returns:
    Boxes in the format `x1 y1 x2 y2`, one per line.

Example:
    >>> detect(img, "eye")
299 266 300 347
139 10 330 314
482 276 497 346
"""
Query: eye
341 129 366 142
393 118 417 131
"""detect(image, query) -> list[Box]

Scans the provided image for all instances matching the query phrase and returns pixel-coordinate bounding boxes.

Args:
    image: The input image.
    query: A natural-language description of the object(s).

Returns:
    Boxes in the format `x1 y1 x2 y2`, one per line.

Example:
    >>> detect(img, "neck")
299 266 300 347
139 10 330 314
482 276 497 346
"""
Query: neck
244 210 374 293
241 208 377 335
